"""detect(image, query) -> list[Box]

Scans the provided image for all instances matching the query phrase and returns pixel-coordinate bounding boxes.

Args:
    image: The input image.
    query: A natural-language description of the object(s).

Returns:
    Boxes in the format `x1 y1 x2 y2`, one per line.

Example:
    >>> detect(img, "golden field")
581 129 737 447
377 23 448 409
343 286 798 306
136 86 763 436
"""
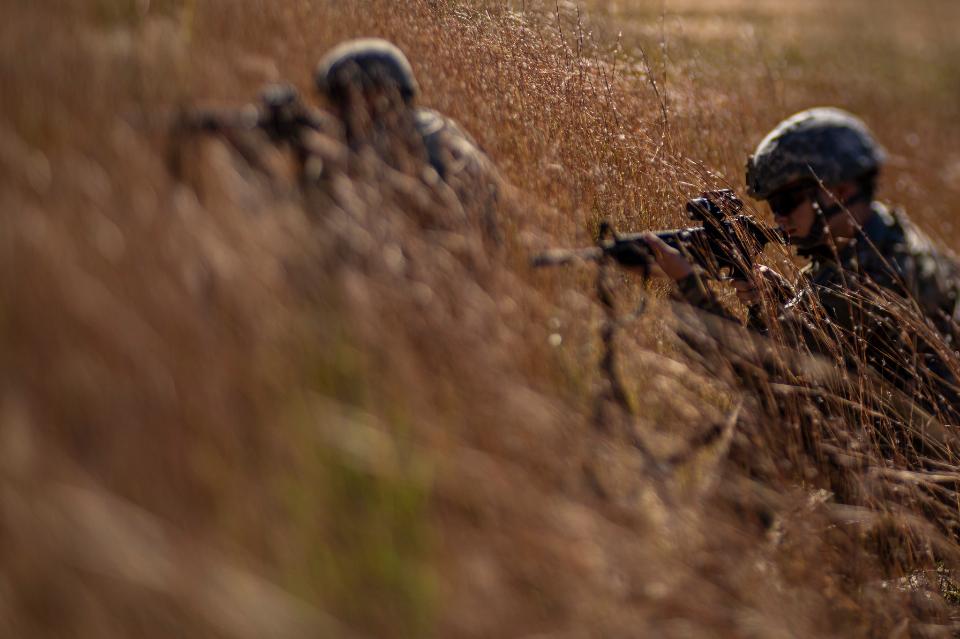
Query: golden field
6 0 960 636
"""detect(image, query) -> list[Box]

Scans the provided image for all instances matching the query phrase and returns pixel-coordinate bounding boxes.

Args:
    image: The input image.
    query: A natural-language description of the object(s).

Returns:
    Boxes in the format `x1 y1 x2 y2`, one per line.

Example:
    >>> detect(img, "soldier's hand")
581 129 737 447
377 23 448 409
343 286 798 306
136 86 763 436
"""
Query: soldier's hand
638 232 694 281
733 265 793 306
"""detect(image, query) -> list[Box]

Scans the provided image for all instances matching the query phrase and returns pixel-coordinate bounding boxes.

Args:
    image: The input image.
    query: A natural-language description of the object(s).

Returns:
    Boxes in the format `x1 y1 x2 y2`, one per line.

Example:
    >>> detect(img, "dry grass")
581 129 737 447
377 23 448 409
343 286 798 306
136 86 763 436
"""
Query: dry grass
6 0 960 637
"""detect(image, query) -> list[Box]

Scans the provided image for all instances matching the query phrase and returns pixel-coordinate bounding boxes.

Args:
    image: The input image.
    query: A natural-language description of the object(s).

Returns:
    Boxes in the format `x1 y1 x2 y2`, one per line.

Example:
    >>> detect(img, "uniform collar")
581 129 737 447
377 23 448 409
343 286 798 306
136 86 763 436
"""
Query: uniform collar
799 201 891 272
858 202 893 241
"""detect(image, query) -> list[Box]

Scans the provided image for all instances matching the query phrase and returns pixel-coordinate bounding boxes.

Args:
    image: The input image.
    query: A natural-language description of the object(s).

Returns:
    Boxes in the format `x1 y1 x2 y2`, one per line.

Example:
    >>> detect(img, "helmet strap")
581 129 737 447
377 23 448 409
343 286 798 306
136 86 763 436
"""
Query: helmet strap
813 187 871 221
793 205 828 252
794 186 870 254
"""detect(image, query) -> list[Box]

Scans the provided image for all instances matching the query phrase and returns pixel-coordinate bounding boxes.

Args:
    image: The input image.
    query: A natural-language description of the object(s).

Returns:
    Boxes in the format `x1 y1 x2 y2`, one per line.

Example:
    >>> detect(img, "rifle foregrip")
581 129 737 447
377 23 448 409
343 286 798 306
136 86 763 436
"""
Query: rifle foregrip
604 240 654 267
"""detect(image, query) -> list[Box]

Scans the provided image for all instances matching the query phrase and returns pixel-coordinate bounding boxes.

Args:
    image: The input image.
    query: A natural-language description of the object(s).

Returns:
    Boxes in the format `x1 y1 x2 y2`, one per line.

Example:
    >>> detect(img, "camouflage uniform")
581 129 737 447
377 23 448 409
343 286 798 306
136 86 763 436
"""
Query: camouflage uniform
792 203 960 338
415 107 502 244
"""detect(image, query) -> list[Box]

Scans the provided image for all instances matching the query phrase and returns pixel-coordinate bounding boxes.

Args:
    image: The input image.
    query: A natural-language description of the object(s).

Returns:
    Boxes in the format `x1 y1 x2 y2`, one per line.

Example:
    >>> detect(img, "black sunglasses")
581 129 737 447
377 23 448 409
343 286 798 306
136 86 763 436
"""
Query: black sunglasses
768 186 814 217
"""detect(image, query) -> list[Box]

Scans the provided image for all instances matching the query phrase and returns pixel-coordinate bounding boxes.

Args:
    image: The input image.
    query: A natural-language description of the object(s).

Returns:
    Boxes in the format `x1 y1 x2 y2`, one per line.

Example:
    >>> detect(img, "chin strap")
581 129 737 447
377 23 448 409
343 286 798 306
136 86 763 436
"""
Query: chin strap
815 188 872 221
794 188 871 255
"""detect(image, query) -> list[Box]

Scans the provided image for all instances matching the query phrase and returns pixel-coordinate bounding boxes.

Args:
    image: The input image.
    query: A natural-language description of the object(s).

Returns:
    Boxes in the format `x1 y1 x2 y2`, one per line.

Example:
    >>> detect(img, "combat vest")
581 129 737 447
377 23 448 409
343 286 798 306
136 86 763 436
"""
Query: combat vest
798 203 960 339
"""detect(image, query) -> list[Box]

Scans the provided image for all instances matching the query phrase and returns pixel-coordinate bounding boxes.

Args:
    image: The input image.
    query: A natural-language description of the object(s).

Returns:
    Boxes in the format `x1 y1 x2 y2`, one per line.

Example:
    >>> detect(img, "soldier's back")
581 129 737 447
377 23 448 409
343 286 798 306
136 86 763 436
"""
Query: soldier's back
414 108 503 246
854 204 960 336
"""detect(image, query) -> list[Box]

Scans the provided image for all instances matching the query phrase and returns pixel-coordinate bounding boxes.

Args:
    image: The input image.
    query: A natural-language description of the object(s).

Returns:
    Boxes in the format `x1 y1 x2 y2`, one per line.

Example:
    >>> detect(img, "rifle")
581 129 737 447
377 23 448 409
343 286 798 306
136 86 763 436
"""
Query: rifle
532 190 784 281
172 83 333 168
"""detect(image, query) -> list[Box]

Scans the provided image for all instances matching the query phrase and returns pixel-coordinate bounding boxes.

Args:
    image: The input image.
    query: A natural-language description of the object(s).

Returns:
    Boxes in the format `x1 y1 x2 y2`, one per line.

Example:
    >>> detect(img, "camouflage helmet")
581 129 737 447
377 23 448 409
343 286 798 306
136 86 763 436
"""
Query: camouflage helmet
315 38 419 104
746 107 885 199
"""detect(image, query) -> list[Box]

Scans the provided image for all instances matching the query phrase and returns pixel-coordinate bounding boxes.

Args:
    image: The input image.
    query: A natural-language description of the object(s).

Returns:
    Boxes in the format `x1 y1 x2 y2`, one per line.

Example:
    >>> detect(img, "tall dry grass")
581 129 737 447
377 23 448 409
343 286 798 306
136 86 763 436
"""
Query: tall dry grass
5 0 960 637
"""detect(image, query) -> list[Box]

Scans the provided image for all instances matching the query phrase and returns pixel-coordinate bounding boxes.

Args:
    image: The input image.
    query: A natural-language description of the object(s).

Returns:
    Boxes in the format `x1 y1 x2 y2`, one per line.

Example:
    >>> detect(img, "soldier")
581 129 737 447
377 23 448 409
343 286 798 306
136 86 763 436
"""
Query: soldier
314 38 502 245
641 107 960 410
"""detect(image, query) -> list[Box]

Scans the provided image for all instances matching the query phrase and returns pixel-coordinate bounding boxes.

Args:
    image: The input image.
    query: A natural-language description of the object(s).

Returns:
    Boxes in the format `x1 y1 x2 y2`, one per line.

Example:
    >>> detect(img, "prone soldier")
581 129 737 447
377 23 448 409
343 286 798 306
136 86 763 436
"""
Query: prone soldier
641 107 960 411
314 38 503 246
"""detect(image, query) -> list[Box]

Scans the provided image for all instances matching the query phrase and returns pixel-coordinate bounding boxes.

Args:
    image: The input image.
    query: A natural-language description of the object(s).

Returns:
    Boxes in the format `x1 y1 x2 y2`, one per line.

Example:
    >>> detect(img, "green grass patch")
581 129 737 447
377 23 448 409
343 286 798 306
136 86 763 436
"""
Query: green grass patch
279 400 436 638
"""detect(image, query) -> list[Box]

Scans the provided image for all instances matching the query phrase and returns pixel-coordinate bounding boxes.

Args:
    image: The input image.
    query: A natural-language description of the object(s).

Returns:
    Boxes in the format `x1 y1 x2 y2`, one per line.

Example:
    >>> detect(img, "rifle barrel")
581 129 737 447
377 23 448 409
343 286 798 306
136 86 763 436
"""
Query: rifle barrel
531 247 604 267
177 106 260 133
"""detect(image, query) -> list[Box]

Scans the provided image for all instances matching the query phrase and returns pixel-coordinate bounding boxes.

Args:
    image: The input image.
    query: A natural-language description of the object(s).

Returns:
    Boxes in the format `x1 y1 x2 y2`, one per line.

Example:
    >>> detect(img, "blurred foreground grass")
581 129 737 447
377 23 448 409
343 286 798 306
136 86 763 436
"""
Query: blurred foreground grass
6 0 960 637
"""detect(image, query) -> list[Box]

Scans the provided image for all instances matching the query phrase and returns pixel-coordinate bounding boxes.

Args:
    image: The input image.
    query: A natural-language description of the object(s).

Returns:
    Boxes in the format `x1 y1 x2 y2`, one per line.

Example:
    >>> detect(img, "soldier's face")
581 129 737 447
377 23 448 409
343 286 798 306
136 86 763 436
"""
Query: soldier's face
768 184 817 240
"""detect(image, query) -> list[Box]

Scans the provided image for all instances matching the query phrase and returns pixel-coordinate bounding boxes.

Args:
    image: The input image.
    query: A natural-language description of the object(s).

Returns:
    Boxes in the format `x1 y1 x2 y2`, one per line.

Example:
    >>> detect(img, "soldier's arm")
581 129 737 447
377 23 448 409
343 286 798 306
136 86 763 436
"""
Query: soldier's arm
732 265 799 334
642 233 814 335
774 286 840 355
884 242 958 325
640 233 740 321
674 272 739 321
415 109 503 247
